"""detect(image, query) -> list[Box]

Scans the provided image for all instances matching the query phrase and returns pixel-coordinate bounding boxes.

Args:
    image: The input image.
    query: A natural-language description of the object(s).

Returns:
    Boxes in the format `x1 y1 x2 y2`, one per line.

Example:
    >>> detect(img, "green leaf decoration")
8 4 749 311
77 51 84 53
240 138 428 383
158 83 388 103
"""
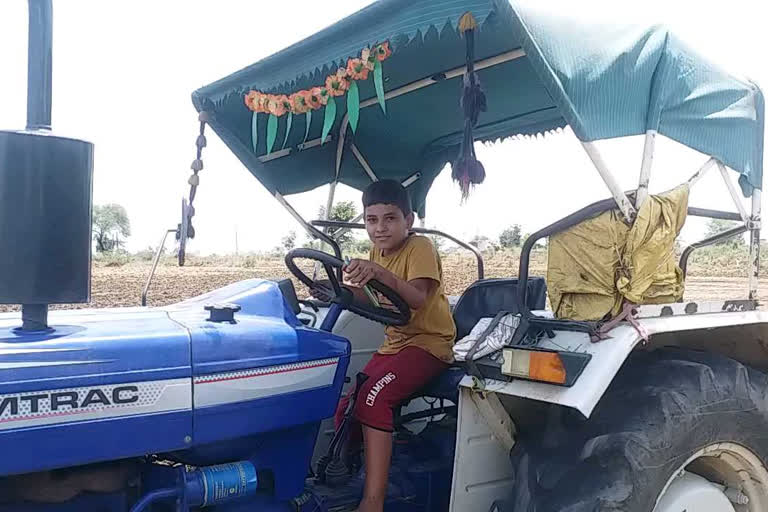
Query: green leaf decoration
347 80 360 133
266 114 278 154
251 112 259 152
302 110 312 144
282 112 293 150
304 110 312 144
321 97 337 144
374 60 386 114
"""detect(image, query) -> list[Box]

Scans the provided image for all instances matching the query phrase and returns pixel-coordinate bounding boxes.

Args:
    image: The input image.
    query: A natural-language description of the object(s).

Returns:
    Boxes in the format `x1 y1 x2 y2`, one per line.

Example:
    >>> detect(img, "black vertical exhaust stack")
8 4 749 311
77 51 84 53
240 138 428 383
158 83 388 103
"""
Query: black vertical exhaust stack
0 0 94 330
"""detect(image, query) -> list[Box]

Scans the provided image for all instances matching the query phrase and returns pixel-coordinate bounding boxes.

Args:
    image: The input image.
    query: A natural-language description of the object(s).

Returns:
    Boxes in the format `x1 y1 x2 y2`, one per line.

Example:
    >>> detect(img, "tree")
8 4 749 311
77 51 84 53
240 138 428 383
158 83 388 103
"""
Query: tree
705 219 745 248
281 230 297 252
93 204 131 252
523 233 546 250
319 200 359 250
499 224 522 248
353 238 372 254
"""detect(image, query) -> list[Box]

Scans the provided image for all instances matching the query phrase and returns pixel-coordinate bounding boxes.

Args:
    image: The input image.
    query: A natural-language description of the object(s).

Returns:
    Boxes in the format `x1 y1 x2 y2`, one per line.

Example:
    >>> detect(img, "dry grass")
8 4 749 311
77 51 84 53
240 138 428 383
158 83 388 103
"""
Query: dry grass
0 245 762 313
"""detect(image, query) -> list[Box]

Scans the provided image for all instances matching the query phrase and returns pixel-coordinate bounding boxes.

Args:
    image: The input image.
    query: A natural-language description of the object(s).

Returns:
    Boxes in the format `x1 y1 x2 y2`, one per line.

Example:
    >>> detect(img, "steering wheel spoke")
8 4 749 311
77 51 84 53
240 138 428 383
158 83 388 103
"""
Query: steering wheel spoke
285 248 410 326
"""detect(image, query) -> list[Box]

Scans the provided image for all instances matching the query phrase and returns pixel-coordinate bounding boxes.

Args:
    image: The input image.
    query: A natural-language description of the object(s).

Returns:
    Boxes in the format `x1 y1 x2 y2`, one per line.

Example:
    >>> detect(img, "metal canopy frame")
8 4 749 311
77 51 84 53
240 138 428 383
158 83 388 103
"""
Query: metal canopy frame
266 49 529 259
636 130 762 301
257 47 761 303
312 219 485 280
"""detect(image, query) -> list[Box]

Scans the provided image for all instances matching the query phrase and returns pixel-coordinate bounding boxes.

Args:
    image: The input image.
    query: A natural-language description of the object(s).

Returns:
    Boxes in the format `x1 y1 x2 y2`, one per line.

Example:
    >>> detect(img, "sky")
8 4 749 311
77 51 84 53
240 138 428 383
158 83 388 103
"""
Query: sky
1 1 766 255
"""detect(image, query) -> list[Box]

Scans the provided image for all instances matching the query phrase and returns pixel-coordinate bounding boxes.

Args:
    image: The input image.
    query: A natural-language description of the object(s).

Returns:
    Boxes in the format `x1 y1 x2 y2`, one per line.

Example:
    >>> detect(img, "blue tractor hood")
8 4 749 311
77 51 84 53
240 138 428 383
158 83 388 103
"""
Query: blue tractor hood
0 279 350 492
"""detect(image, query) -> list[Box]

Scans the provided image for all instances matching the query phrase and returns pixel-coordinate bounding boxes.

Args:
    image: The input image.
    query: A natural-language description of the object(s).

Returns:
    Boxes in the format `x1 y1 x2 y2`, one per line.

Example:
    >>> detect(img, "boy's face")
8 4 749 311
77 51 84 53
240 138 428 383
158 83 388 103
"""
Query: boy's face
365 203 413 252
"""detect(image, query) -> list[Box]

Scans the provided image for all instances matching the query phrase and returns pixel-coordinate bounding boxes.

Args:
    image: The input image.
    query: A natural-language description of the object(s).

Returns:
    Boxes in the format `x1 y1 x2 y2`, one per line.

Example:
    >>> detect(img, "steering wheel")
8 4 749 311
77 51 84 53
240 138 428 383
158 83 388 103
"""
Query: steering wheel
285 248 411 326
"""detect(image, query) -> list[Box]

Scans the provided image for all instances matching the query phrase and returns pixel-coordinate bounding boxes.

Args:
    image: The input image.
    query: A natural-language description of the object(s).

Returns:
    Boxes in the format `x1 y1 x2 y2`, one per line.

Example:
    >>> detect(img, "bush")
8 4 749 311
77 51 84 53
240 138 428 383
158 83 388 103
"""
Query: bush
95 250 132 267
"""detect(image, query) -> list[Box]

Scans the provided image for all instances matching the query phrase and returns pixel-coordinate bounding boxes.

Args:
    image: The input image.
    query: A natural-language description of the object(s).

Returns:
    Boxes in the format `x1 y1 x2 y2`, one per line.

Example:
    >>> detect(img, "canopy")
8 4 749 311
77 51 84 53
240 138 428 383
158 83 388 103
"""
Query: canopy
192 0 764 216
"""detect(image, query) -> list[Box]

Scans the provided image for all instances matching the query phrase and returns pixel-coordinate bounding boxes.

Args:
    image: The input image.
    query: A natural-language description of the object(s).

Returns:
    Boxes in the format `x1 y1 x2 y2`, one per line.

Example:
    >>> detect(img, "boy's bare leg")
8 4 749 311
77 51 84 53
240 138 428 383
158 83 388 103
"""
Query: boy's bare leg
356 425 392 512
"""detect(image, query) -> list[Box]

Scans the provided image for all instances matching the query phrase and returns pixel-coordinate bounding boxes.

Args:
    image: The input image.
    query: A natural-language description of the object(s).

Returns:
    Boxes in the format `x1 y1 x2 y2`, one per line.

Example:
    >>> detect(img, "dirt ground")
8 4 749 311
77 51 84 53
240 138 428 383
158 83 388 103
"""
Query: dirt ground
0 252 760 312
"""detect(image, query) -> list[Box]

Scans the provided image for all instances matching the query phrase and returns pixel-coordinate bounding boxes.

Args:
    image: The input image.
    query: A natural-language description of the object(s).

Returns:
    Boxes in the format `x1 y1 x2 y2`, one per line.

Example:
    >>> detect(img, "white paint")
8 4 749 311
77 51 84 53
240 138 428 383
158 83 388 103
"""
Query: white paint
687 157 718 187
194 358 339 408
654 472 735 512
581 141 636 222
750 188 762 300
449 387 515 512
469 391 516 451
636 130 656 208
0 378 191 431
636 300 754 318
460 310 768 418
716 161 750 223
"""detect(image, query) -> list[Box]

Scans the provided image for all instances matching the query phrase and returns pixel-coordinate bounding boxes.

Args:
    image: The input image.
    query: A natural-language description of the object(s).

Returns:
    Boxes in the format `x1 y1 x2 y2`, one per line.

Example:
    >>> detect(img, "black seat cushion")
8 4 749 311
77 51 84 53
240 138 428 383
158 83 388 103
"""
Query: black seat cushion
402 278 547 404
411 366 466 403
452 277 547 340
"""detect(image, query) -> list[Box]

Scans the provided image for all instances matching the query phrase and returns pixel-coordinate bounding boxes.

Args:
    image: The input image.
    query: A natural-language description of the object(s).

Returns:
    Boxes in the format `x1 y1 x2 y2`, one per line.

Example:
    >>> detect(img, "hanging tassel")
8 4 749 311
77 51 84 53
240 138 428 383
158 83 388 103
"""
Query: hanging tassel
452 11 487 200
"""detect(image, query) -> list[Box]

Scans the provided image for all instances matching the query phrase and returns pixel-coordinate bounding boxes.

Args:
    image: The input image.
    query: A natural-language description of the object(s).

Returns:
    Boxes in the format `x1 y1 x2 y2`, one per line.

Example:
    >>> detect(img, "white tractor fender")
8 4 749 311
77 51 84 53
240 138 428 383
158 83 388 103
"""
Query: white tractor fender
461 307 768 418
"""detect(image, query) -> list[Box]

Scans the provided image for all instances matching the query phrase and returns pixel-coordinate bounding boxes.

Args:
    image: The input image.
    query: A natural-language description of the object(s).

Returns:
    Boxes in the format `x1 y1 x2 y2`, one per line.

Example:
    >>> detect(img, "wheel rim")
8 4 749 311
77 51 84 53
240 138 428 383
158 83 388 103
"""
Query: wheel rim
654 442 768 512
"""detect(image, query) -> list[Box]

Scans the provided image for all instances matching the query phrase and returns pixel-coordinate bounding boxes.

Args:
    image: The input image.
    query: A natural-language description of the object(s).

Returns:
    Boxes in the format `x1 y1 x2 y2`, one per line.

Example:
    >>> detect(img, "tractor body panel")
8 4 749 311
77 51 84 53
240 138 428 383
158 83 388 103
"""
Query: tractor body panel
0 280 350 502
0 308 192 476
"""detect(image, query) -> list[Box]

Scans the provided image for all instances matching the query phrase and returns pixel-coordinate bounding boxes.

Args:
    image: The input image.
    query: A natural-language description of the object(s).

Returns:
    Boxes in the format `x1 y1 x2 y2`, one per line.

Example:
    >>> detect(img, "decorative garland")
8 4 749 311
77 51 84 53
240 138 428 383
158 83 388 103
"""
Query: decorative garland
245 42 392 154
453 12 486 200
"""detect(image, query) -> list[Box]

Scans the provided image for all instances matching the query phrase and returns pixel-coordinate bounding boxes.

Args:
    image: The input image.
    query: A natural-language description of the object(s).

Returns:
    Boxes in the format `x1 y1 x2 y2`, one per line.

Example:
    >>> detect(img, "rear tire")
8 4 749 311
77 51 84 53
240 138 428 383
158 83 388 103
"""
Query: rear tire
506 347 768 511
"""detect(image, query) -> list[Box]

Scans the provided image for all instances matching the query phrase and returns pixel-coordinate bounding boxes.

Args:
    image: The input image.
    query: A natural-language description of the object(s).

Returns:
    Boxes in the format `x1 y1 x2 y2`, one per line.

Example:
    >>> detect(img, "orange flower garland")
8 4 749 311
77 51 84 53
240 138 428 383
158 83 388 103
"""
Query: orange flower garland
347 58 369 80
244 41 391 117
325 68 349 97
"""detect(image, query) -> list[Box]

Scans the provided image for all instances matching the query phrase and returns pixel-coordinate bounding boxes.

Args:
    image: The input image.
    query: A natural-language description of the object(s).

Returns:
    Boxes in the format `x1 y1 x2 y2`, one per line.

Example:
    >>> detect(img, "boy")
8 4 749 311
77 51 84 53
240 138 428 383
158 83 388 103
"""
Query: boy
329 180 456 512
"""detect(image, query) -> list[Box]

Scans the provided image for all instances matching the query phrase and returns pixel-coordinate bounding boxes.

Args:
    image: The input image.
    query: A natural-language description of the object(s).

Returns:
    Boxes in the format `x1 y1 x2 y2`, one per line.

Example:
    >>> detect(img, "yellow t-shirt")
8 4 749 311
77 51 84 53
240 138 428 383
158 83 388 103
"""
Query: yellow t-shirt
370 235 456 363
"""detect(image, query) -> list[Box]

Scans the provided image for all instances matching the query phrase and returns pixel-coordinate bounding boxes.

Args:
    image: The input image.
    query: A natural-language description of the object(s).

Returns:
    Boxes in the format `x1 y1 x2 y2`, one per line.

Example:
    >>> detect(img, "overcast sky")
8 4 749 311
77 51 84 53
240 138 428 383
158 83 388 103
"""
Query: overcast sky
1 1 765 255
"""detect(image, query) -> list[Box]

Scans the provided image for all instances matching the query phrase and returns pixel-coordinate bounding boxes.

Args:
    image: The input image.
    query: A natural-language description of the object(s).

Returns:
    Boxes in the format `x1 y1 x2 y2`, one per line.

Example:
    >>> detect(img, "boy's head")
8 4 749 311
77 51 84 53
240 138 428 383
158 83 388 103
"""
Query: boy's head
362 180 414 252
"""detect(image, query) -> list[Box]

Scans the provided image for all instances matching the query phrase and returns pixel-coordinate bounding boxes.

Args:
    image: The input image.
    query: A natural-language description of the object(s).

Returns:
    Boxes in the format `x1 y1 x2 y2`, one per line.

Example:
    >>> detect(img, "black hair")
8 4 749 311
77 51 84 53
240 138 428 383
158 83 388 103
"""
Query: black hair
362 179 412 217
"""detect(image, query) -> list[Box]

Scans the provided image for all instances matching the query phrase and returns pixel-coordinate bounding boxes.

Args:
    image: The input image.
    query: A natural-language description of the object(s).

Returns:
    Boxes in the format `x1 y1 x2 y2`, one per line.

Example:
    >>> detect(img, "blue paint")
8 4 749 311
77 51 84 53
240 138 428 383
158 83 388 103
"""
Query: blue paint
0 309 191 395
320 303 343 332
0 411 191 475
0 278 350 505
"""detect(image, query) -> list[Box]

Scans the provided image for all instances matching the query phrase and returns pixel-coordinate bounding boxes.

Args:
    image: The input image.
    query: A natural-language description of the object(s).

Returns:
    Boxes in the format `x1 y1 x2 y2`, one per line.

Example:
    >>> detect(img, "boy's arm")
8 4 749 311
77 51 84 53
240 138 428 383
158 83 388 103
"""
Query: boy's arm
345 259 435 310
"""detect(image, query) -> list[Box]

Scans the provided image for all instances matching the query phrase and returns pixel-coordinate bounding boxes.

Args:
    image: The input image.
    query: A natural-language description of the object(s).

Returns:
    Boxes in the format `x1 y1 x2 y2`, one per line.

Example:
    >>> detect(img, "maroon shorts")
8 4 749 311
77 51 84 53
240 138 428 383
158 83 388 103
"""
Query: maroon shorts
334 346 449 433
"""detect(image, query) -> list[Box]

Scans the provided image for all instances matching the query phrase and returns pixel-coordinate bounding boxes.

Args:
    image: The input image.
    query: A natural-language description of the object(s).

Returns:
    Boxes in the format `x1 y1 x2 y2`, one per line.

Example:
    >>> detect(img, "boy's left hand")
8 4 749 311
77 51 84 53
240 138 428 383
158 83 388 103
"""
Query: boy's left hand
343 259 383 287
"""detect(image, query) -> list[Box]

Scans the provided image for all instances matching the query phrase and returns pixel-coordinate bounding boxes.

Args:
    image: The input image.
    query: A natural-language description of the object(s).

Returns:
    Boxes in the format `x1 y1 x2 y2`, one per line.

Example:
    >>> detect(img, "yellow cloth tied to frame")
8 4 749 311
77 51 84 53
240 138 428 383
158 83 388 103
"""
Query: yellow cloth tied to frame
547 185 689 321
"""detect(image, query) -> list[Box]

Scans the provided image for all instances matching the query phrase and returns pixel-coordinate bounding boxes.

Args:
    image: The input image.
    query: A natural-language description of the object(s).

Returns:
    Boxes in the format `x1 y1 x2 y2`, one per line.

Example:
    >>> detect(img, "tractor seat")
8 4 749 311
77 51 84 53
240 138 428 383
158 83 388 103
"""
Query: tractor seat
405 277 548 404
412 365 466 403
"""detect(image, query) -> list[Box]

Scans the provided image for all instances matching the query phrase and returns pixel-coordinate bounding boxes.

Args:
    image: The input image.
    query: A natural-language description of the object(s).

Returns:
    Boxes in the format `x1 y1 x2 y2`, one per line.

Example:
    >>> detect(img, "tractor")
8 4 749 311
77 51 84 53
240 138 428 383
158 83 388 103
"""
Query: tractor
2 1 767 511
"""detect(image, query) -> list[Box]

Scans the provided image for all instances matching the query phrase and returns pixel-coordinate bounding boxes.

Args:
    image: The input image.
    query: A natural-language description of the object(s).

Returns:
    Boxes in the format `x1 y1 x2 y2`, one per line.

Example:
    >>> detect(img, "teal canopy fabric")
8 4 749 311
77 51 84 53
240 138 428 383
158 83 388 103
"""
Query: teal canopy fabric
503 2 764 197
192 0 764 217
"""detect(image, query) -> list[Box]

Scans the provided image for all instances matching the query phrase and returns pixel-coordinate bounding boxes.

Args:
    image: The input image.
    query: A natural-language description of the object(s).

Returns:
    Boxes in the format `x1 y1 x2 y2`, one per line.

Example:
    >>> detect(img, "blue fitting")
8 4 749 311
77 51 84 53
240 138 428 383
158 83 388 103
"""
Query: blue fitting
185 461 259 507
129 487 178 512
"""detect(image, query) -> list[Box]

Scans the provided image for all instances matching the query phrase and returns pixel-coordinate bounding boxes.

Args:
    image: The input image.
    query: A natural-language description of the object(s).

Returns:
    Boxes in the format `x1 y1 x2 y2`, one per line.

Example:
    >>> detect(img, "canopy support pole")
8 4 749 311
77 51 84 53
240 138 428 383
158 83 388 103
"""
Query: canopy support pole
359 49 526 110
749 189 761 301
324 182 337 222
716 161 750 224
636 130 656 208
581 141 636 223
351 144 378 182
687 157 717 187
258 134 330 163
274 192 342 261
